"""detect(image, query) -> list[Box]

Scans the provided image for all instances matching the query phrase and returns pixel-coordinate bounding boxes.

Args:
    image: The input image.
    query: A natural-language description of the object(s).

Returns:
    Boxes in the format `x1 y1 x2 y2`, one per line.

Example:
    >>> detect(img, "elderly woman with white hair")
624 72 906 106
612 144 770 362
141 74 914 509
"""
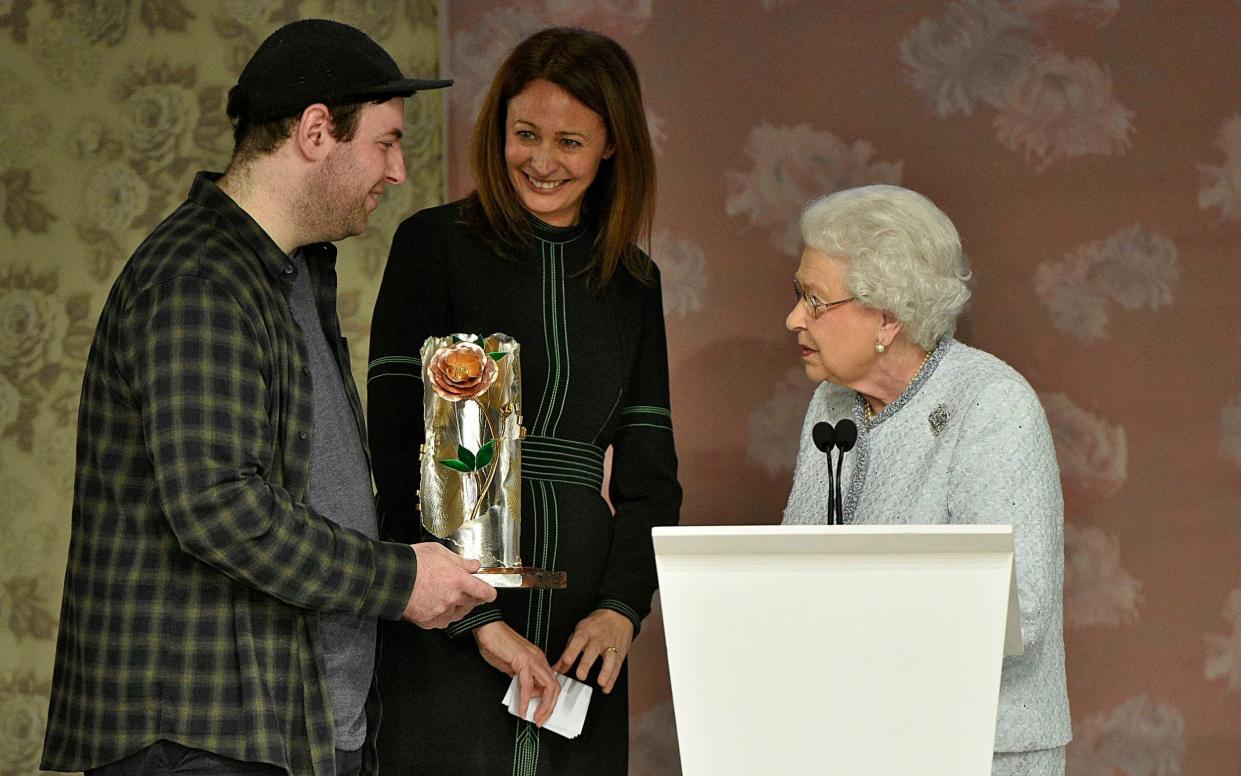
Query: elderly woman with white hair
782 184 1071 774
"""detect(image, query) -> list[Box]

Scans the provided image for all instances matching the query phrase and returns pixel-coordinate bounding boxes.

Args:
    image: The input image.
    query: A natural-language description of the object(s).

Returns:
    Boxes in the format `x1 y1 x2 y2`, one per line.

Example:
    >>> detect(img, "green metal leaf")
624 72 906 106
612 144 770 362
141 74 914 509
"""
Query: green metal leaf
438 458 471 473
488 351 508 361
475 439 496 469
457 444 477 470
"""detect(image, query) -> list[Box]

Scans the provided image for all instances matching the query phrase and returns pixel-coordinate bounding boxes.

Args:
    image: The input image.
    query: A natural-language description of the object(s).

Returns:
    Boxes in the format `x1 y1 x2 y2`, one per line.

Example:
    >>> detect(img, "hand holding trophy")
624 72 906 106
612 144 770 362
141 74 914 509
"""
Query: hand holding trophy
419 333 566 589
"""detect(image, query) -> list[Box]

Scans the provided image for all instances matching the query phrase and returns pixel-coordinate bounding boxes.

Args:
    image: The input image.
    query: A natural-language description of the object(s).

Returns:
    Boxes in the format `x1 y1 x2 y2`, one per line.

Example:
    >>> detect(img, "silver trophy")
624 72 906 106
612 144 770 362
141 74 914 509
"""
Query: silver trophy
419 333 565 589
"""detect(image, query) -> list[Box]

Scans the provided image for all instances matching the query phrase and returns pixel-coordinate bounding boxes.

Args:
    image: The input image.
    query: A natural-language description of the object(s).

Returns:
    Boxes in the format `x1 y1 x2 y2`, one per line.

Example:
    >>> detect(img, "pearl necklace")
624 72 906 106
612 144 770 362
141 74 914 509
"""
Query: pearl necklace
862 345 935 422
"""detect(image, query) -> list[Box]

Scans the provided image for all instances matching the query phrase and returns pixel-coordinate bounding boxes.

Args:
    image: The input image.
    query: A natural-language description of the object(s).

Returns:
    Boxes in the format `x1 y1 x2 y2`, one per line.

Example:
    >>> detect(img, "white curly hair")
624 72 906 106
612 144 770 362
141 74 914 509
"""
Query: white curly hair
799 184 971 350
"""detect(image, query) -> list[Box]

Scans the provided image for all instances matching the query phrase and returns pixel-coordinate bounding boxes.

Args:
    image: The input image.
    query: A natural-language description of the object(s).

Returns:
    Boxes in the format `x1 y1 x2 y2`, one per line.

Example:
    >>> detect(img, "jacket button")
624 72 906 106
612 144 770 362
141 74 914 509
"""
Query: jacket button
283 263 295 275
299 431 308 440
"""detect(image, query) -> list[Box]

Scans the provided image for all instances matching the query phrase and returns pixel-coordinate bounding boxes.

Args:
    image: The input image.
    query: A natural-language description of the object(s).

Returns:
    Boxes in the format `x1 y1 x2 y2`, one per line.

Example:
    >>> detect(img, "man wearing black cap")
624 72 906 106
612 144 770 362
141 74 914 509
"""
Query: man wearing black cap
40 19 493 776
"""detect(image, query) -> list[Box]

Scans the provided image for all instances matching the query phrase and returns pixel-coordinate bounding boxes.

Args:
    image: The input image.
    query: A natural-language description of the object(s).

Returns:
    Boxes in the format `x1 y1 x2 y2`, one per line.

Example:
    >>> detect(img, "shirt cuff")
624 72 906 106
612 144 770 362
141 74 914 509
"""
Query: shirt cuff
445 603 504 638
597 598 643 638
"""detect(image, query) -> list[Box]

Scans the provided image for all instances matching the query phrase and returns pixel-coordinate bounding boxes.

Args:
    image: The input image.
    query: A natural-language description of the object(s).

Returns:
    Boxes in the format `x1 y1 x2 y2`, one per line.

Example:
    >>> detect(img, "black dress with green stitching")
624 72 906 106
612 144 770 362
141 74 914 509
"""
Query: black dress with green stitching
367 200 681 776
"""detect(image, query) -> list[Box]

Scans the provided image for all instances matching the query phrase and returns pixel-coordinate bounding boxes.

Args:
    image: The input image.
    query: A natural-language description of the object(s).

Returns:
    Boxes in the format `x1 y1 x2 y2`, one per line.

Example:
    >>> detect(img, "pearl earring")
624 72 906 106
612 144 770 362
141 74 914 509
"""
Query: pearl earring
875 341 886 354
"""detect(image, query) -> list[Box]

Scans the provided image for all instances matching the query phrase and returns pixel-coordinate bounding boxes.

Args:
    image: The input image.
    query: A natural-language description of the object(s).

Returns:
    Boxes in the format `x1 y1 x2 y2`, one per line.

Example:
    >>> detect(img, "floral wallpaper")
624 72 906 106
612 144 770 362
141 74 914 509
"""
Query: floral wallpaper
0 2 444 774
443 2 1241 774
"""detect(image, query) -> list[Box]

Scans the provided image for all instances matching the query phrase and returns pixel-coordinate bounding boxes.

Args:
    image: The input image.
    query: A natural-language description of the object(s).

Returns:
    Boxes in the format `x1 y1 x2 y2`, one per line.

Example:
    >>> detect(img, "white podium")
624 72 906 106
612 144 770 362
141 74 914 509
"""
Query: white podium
652 525 1023 776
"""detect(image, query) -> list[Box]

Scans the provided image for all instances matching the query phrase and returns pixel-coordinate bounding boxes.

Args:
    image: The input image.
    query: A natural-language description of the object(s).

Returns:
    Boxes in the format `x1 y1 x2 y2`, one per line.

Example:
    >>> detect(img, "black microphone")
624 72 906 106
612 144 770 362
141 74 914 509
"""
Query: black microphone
812 421 836 525
833 420 858 524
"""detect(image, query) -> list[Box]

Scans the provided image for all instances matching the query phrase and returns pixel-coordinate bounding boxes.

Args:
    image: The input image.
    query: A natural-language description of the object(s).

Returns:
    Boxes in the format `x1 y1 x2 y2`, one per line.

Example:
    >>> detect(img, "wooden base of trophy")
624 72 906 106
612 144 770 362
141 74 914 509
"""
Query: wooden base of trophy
475 567 567 589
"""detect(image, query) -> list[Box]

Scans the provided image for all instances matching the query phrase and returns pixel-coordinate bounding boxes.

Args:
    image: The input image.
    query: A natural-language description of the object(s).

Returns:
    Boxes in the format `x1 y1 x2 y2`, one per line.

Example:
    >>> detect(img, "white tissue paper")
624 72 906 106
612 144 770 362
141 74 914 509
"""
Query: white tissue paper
502 672 593 739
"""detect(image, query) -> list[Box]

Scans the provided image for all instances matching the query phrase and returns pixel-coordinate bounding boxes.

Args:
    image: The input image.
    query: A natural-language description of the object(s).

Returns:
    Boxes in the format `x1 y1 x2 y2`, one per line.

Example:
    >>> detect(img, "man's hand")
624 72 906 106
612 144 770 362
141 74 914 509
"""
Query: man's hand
474 622 561 726
402 543 497 629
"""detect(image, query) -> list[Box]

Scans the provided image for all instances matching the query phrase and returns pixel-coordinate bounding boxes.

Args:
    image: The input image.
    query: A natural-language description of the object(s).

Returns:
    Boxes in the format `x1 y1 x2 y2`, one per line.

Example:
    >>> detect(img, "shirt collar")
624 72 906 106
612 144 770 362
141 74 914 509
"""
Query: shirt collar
188 171 337 280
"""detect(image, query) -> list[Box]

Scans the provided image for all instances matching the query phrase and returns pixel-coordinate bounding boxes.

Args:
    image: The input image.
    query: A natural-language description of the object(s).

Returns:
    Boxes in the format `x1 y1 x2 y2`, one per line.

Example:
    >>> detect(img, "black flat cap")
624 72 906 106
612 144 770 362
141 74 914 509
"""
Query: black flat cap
229 18 451 125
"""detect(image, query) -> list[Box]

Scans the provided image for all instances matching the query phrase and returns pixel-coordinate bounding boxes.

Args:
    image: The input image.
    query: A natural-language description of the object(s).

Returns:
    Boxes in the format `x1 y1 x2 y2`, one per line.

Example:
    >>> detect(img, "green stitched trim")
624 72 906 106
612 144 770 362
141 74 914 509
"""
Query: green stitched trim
367 355 421 369
534 241 555 435
522 436 605 457
616 421 674 431
365 373 422 385
521 439 603 461
522 434 606 489
523 479 543 644
513 721 540 776
522 460 602 476
522 456 604 486
523 473 600 491
551 241 570 435
365 355 423 383
620 405 671 417
599 599 642 627
445 609 502 638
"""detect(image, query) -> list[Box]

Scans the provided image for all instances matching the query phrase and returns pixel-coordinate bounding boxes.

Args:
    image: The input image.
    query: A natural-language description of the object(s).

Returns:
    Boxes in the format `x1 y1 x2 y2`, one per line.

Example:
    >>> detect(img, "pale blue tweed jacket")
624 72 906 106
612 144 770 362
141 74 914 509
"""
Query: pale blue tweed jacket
782 338 1072 753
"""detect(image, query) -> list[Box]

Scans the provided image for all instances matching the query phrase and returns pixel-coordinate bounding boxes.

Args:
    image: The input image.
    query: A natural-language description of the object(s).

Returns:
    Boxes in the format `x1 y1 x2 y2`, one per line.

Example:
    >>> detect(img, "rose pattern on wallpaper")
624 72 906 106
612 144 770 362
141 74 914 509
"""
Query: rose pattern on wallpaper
0 673 50 776
211 1 306 71
645 108 666 156
1040 391 1126 498
1034 223 1179 344
1014 0 1119 26
992 51 1133 170
901 0 1133 170
1220 393 1241 466
1067 695 1185 776
543 0 653 38
900 0 1036 119
447 1 653 125
1198 115 1241 221
0 266 92 451
651 229 707 317
724 123 902 257
0 484 63 579
1063 522 1142 628
0 0 34 43
449 6 548 120
1205 588 1241 691
72 60 233 280
0 109 54 240
50 0 196 42
0 577 57 643
745 367 817 478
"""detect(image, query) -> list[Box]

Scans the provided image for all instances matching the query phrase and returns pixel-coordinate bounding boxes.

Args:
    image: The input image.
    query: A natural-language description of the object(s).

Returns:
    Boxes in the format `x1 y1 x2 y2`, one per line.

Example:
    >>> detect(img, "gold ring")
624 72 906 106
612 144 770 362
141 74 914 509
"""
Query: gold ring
605 646 618 654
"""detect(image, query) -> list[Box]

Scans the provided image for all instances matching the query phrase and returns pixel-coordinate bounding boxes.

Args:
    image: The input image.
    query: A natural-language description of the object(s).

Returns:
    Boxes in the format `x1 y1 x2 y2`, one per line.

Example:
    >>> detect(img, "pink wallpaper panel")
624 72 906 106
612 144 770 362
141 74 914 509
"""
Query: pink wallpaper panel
443 3 1241 773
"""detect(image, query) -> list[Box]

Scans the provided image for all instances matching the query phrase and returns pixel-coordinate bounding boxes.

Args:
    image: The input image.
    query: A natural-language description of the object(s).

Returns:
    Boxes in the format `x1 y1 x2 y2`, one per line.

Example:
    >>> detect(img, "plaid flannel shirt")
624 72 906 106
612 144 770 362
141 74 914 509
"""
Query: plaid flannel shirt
41 173 417 776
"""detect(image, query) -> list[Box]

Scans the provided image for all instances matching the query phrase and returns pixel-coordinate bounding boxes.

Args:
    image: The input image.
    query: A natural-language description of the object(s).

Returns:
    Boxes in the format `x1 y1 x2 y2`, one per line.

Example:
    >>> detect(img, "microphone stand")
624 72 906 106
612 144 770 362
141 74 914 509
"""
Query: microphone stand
811 421 836 525
833 420 858 524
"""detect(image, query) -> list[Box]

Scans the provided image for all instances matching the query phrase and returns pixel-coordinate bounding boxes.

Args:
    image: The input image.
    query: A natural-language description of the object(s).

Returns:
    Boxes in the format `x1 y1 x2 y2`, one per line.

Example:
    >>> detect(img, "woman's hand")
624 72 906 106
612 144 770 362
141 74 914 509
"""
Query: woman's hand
473 622 561 726
553 609 634 694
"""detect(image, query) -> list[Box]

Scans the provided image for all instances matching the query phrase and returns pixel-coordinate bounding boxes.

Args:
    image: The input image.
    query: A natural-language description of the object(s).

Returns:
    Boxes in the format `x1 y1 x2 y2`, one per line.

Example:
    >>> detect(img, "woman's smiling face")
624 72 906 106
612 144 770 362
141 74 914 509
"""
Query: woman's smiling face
504 78 613 227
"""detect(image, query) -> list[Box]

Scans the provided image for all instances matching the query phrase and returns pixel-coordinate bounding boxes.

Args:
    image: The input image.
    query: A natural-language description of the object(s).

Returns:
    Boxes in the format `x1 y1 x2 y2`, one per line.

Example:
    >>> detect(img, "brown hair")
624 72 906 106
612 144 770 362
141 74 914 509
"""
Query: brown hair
225 95 369 169
466 27 656 288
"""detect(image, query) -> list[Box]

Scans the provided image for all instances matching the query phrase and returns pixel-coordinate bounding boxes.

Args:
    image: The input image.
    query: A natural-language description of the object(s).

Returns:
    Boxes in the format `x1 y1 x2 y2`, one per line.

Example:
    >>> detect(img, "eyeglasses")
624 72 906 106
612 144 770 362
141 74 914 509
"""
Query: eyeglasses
793 278 856 319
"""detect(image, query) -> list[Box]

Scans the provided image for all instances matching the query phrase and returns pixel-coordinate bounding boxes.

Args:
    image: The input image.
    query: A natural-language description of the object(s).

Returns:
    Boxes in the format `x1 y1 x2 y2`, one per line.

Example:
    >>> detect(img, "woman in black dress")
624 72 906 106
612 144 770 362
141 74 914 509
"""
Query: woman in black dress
367 27 681 776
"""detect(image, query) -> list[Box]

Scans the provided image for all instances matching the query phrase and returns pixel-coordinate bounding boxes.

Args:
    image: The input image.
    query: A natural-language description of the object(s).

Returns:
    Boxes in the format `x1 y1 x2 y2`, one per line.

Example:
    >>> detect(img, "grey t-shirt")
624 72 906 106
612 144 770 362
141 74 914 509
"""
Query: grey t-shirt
286 251 379 752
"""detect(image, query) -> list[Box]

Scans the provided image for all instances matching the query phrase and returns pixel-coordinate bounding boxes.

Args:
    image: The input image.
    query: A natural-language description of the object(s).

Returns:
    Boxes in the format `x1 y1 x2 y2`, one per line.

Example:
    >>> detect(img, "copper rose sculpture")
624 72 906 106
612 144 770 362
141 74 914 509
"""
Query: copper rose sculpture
419 334 522 570
427 340 499 401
